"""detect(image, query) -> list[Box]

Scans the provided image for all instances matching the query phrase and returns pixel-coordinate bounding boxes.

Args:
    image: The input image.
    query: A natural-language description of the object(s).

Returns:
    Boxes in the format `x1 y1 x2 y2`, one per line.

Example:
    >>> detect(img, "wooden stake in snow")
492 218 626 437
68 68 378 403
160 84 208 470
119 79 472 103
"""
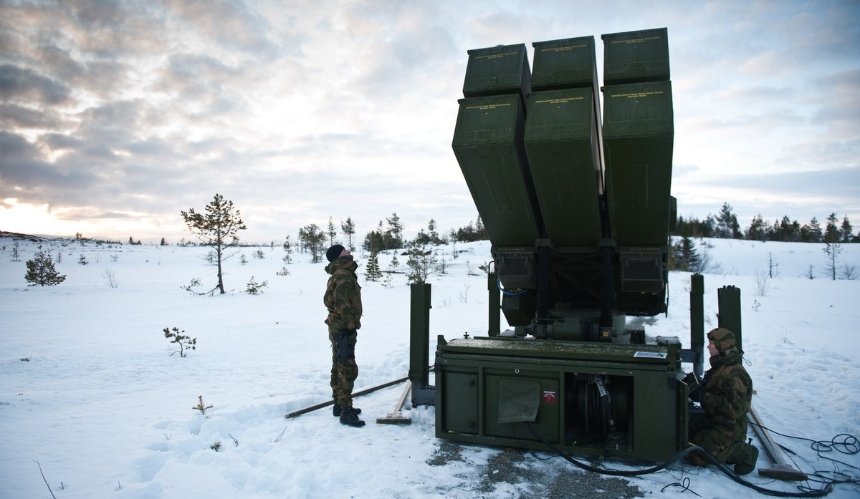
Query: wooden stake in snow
376 380 413 425
748 405 808 481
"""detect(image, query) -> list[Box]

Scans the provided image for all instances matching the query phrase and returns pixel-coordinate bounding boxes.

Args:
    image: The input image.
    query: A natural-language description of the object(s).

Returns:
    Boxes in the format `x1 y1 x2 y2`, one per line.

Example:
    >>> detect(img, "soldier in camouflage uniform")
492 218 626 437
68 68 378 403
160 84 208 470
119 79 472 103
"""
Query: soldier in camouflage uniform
688 327 758 475
324 244 365 427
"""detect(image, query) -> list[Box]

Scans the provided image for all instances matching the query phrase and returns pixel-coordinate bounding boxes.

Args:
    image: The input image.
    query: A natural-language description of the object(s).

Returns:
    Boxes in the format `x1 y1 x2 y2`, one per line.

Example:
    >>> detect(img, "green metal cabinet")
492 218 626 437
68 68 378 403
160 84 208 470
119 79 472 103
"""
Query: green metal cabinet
436 338 687 462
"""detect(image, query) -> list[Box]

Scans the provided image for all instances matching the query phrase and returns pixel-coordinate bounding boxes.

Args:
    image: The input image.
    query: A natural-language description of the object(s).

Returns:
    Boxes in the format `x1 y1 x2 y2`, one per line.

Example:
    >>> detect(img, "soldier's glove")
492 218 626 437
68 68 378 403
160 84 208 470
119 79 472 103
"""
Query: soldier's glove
684 372 703 402
335 329 356 361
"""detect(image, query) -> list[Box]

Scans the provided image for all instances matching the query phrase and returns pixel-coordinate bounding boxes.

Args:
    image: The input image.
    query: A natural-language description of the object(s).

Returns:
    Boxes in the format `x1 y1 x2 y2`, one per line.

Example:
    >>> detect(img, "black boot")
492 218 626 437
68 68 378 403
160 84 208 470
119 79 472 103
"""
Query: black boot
732 444 759 476
333 403 360 417
340 407 366 427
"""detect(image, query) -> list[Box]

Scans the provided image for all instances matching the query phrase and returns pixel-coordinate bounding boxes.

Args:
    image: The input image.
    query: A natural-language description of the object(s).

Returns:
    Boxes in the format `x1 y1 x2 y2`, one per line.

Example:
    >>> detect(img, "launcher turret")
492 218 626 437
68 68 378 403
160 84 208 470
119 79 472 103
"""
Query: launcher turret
452 29 675 341
435 29 695 462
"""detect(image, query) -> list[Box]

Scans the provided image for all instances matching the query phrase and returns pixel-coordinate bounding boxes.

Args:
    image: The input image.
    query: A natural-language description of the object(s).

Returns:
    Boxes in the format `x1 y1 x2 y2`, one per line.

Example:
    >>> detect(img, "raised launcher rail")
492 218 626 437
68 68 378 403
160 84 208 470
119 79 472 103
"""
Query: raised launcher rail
438 28 701 463
452 29 676 341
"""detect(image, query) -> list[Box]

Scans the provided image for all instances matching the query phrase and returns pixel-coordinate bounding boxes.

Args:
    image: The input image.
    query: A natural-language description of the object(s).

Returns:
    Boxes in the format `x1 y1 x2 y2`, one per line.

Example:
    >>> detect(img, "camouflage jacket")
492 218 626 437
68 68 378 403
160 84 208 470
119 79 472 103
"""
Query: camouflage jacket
701 349 753 441
324 257 362 331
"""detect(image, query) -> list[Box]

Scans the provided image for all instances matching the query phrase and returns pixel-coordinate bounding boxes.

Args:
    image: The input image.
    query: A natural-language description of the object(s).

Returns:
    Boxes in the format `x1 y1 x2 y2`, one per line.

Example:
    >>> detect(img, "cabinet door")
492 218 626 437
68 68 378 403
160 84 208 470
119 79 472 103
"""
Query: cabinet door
444 372 478 434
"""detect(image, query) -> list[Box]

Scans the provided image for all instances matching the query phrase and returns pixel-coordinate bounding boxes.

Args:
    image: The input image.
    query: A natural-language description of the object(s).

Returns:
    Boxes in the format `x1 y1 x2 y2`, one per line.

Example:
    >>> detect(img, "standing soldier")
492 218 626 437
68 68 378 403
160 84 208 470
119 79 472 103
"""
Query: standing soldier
688 327 758 474
324 244 365 427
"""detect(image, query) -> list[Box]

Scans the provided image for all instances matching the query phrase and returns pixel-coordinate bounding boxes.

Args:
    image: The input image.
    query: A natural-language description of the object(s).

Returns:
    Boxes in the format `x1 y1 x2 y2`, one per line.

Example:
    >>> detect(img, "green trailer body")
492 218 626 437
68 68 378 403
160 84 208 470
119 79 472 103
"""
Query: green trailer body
435 337 688 462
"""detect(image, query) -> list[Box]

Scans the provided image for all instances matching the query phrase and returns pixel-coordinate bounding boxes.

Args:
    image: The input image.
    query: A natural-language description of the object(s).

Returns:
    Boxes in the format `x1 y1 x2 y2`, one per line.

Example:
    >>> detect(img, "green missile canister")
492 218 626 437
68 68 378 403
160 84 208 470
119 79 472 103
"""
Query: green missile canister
452 93 542 247
525 36 606 247
602 28 670 85
531 36 598 90
462 43 531 103
524 87 603 246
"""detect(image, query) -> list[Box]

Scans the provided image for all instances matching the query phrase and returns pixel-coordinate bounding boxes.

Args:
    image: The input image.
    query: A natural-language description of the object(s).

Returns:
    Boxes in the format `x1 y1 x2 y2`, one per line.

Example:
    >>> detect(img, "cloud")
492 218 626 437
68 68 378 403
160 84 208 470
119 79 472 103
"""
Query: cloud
0 131 95 199
1 0 858 242
674 164 860 222
732 167 860 199
36 45 132 100
0 64 71 105
38 132 83 151
813 68 860 138
165 0 277 56
0 103 67 129
153 53 246 119
0 130 38 161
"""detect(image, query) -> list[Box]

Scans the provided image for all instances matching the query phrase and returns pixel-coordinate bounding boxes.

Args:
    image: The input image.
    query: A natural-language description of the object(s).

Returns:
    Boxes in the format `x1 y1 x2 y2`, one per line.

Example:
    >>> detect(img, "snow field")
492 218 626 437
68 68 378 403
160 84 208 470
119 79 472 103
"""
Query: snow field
1 237 859 498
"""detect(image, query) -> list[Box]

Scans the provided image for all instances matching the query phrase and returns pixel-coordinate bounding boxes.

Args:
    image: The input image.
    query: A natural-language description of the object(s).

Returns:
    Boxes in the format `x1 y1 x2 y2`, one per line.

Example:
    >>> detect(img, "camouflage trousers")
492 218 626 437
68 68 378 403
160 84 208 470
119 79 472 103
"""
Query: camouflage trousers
689 426 757 470
329 329 358 408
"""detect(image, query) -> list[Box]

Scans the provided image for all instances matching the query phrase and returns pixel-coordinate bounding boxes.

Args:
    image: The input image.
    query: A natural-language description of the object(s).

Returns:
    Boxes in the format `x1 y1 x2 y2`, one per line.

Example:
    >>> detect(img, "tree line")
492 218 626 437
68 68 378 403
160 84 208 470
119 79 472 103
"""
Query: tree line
291 213 488 262
674 203 857 243
19 194 857 288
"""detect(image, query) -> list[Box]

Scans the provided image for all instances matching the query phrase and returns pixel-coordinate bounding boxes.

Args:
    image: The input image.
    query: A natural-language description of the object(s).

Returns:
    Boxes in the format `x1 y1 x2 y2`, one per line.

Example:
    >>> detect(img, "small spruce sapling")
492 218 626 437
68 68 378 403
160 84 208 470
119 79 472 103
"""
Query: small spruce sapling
365 249 383 282
163 327 197 357
246 276 268 294
25 246 67 286
193 395 213 414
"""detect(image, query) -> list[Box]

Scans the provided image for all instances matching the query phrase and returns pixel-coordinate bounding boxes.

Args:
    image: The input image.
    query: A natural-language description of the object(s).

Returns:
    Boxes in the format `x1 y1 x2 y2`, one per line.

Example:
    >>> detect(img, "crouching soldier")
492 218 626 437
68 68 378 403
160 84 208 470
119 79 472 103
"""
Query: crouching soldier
324 244 365 428
687 327 758 475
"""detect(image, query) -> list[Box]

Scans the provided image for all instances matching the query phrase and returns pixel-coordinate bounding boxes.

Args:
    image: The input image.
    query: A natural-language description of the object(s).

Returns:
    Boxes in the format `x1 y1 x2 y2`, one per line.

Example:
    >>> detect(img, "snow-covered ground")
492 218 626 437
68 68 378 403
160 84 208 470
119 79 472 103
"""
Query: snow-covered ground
1 236 858 498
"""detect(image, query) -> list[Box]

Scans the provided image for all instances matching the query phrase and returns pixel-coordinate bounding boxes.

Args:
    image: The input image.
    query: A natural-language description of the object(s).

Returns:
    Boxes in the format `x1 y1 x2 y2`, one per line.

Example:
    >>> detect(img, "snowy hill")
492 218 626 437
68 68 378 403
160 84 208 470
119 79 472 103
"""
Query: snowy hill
1 236 858 498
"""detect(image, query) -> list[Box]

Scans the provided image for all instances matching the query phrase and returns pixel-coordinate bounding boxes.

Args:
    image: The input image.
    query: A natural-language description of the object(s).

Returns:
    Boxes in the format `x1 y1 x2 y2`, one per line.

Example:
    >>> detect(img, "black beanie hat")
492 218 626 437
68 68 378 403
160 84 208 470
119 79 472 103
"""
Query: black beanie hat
326 244 345 262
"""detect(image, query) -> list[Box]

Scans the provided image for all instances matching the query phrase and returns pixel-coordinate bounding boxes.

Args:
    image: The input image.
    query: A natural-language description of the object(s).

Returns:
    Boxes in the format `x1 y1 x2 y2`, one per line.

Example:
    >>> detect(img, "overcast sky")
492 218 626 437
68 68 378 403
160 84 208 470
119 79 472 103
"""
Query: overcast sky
1 0 858 244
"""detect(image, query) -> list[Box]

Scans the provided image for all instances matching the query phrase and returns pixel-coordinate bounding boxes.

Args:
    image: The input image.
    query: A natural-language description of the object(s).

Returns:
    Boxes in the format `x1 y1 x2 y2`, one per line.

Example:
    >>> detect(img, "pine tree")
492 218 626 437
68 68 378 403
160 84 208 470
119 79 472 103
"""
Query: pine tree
327 217 337 246
341 217 356 251
282 235 293 264
746 214 767 241
25 245 67 286
841 216 854 243
806 217 822 243
823 242 842 281
298 224 326 263
365 249 383 282
715 203 740 239
406 237 437 284
475 215 488 240
824 213 840 243
180 193 247 294
672 236 700 272
452 215 490 242
363 227 384 253
385 212 404 249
